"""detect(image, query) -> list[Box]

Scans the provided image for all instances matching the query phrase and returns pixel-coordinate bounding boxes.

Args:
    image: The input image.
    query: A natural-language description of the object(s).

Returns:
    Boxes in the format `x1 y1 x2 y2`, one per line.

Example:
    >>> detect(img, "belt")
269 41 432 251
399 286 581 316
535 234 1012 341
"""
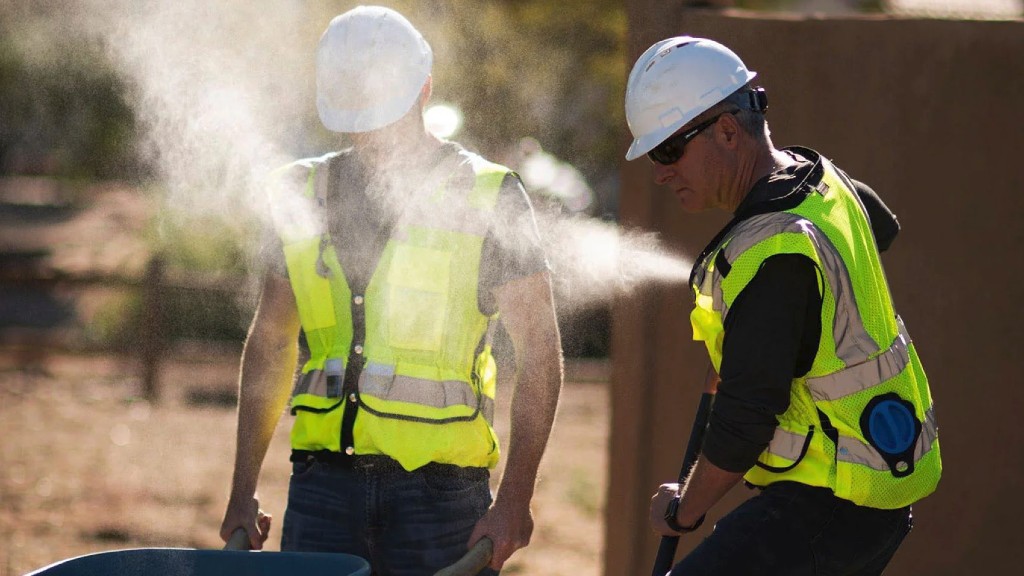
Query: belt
290 450 489 480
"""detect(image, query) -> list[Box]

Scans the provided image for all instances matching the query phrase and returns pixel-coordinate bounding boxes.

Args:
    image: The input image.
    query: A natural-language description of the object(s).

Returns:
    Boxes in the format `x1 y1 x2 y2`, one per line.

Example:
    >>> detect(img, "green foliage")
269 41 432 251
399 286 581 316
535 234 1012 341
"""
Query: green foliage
149 208 255 276
0 20 138 179
567 466 602 516
734 0 887 11
733 0 800 9
432 0 627 203
90 288 248 349
84 291 140 348
857 0 887 12
157 289 249 342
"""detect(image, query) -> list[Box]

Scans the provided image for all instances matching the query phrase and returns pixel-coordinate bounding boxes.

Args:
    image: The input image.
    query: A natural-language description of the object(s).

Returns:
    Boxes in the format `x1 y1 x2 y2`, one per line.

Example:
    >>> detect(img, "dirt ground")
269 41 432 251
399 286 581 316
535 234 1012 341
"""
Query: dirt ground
0 351 609 576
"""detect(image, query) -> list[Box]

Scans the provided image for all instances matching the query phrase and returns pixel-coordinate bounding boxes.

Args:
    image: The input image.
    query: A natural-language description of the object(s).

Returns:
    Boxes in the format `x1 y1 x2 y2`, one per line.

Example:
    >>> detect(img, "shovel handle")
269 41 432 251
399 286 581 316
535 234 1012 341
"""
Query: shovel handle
224 527 251 551
433 536 493 576
650 391 714 576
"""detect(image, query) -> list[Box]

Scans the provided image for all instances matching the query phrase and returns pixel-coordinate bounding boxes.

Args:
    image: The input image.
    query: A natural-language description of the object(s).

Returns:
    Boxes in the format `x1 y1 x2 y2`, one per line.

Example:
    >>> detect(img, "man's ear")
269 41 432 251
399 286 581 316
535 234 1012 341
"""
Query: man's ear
717 112 742 149
420 75 433 108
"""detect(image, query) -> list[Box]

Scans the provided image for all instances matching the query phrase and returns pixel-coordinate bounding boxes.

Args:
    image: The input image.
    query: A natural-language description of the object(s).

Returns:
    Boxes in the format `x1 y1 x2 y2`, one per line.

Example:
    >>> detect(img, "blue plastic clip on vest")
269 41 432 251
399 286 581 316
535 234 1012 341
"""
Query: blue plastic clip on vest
859 393 922 478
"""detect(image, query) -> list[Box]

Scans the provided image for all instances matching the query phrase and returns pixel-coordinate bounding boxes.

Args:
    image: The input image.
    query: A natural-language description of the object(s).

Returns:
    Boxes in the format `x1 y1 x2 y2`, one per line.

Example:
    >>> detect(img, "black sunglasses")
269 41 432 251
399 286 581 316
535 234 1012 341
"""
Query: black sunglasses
647 112 733 166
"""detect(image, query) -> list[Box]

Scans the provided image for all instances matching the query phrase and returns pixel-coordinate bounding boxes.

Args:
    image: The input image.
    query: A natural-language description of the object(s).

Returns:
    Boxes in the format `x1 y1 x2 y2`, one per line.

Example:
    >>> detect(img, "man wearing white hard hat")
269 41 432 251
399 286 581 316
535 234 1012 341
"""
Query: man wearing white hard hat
220 6 563 575
628 37 942 574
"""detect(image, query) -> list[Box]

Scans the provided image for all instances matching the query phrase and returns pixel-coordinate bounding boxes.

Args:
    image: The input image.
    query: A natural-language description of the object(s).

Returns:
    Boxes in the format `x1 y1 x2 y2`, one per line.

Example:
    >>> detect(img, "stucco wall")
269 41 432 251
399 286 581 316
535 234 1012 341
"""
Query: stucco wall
609 7 1024 575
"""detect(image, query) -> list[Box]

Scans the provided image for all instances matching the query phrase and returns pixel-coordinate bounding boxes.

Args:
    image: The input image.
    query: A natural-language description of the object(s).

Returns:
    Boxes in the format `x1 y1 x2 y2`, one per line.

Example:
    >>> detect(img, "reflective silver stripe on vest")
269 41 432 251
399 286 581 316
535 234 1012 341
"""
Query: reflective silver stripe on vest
764 426 810 461
694 249 729 318
359 362 495 423
294 365 343 397
836 405 938 471
806 316 912 402
295 363 495 422
765 404 938 468
720 211 879 366
312 155 331 202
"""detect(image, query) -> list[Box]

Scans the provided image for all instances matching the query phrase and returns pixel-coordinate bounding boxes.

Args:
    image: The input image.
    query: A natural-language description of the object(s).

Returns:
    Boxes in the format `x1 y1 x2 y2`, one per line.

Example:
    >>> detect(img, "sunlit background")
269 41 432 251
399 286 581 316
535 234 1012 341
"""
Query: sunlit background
1 1 1021 575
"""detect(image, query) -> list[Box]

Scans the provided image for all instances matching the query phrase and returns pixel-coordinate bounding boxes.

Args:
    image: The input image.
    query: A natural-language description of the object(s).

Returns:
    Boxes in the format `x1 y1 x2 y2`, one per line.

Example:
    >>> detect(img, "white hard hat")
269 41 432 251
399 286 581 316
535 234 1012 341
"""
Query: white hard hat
316 6 433 133
624 37 757 161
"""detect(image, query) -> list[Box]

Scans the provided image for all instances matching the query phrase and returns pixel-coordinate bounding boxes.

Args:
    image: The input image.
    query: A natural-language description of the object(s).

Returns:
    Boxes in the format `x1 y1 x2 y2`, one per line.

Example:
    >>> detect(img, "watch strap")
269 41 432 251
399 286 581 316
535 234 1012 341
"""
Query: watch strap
664 495 706 533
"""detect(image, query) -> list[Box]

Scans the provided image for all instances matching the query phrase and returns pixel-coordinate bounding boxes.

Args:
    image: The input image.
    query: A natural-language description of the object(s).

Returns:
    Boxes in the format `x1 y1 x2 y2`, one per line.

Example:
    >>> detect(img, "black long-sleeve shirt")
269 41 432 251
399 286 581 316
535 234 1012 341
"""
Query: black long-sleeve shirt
701 150 900 473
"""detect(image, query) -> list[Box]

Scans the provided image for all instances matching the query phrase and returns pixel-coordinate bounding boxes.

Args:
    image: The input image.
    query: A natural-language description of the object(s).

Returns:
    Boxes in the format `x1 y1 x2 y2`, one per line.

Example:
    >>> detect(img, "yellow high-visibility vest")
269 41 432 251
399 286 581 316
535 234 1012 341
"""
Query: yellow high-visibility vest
690 148 941 509
269 149 510 471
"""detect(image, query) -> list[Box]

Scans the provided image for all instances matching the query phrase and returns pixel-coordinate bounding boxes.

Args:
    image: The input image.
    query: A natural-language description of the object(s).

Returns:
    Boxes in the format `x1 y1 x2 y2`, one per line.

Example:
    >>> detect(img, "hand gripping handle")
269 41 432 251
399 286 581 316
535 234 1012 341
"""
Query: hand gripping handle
650 392 714 576
223 527 251 551
434 537 494 576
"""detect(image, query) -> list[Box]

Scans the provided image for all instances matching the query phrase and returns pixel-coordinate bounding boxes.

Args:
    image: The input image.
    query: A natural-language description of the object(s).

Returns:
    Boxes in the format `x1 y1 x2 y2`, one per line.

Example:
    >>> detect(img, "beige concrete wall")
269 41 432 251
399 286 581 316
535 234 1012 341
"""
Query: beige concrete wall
609 7 1024 575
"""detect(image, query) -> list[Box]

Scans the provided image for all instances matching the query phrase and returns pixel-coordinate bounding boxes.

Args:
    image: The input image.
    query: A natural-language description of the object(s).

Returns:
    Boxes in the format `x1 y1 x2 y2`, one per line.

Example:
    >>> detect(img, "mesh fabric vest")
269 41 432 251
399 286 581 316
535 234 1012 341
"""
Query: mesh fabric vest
269 149 509 471
690 149 941 509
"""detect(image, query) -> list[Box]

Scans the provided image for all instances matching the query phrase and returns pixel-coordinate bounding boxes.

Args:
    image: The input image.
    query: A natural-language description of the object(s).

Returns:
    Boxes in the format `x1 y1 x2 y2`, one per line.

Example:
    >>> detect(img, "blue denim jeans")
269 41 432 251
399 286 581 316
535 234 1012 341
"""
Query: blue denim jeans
281 455 498 576
671 482 913 576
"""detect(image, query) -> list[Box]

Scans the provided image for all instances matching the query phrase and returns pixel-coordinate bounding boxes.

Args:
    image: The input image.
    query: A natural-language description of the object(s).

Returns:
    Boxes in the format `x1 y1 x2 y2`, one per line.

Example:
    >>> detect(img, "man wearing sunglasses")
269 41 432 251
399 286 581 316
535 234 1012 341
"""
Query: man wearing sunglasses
626 37 941 575
220 6 563 575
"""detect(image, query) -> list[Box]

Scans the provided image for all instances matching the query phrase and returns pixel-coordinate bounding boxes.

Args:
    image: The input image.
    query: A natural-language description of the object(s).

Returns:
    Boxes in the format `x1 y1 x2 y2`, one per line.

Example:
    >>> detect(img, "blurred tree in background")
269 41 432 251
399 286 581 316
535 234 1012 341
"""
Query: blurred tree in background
427 0 627 216
0 3 139 180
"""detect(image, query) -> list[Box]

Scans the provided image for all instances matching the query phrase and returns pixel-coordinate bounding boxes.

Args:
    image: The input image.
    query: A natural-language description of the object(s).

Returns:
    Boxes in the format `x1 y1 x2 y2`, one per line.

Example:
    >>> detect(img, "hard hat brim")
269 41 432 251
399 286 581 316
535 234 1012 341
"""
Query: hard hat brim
625 124 681 161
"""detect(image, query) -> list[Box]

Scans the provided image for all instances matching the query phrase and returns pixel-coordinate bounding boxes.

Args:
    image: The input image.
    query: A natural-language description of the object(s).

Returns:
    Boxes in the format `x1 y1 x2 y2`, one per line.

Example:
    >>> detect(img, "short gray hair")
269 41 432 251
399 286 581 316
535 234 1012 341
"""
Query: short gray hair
698 84 769 143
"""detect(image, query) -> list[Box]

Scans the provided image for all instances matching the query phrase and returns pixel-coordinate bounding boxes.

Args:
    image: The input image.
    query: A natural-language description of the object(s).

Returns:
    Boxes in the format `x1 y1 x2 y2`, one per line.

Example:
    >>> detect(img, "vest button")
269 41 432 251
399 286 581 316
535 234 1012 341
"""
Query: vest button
345 446 355 455
353 295 364 305
354 344 363 354
348 393 357 403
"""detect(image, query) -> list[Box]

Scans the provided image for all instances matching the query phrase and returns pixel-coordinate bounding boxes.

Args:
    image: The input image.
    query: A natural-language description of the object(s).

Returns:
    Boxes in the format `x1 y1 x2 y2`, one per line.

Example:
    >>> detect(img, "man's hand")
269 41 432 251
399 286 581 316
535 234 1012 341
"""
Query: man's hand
649 482 683 536
220 496 272 550
467 498 534 571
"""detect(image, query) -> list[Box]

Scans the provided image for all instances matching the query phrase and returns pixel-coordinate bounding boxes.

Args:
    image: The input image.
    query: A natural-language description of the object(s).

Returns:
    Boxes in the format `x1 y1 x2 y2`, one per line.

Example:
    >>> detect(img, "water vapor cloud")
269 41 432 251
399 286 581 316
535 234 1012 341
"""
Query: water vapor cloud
64 0 691 312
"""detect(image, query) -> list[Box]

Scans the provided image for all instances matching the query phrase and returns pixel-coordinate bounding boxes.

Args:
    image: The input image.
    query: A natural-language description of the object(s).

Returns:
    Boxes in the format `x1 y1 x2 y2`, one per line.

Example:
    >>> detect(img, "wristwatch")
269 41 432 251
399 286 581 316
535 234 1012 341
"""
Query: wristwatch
664 494 706 533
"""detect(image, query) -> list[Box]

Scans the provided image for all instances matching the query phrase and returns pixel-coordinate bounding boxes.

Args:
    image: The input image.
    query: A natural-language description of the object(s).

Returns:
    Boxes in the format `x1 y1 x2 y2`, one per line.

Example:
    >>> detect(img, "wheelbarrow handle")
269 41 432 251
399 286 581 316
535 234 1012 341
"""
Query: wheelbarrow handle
224 528 251 551
434 537 493 576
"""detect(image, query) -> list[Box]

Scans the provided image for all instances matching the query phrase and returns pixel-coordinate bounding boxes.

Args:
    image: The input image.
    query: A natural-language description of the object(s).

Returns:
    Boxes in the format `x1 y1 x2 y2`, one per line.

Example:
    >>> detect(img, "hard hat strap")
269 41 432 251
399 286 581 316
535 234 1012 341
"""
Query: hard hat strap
736 86 768 114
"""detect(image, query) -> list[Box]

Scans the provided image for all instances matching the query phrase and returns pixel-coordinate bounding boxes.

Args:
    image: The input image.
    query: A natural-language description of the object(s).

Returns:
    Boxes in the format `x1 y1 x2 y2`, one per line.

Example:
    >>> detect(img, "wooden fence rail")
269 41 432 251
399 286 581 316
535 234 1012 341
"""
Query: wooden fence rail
0 254 246 402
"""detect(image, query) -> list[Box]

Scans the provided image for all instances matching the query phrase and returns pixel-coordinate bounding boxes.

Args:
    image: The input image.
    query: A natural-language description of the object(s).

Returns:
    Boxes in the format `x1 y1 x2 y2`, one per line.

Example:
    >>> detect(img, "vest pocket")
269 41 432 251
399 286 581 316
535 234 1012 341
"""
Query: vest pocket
386 245 451 352
290 393 345 452
283 239 336 331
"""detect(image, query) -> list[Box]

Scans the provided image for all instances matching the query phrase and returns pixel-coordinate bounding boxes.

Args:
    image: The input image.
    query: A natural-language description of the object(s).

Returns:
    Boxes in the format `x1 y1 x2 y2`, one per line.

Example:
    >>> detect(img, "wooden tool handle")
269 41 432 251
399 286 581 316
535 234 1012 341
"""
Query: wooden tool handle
650 392 715 576
224 527 251 551
434 537 493 576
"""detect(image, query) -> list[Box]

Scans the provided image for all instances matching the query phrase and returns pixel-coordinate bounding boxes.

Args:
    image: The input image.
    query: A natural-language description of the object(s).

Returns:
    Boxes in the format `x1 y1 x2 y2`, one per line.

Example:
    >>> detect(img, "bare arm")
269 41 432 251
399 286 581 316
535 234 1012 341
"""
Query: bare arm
650 455 745 536
650 364 741 535
470 270 564 570
219 273 300 549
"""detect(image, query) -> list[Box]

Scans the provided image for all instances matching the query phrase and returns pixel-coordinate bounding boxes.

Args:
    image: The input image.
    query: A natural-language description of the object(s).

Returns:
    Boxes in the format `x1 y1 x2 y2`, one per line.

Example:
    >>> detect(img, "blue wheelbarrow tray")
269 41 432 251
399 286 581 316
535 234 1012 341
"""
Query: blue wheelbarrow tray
24 547 371 576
